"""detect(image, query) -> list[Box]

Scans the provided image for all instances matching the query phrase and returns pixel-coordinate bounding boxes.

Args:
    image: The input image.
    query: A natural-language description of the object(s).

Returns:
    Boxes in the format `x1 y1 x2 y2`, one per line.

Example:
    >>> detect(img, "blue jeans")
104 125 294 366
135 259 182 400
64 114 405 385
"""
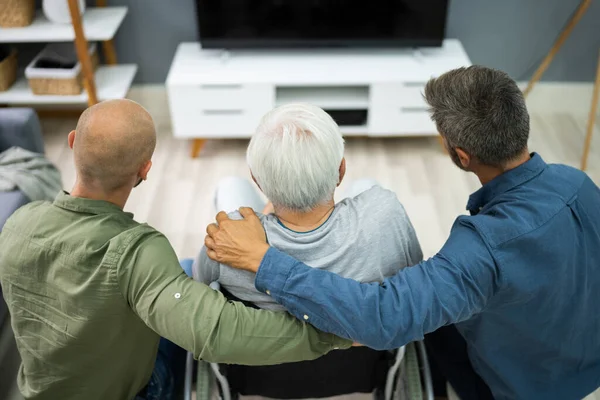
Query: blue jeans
135 259 194 400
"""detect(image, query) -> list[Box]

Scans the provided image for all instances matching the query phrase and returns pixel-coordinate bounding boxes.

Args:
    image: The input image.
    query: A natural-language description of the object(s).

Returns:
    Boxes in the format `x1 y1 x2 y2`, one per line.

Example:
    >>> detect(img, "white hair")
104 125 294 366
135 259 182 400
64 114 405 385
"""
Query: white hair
247 103 345 212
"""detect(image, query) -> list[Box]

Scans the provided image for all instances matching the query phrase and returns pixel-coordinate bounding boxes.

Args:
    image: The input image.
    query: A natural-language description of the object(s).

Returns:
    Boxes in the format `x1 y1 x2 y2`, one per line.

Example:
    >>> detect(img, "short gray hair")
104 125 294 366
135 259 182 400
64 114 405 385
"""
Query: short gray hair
424 66 529 166
247 103 345 212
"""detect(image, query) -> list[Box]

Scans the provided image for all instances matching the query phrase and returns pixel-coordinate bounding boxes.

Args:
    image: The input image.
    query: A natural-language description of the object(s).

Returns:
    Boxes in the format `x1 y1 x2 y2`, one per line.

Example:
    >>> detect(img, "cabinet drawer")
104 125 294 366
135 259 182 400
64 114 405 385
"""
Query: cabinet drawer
371 82 428 108
369 106 437 136
169 84 274 110
171 108 267 138
168 83 275 138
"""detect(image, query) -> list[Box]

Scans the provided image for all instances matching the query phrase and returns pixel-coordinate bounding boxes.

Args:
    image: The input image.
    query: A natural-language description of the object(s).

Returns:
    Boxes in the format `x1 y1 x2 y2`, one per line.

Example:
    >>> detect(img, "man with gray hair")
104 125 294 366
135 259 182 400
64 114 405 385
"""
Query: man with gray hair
193 103 422 310
205 67 600 400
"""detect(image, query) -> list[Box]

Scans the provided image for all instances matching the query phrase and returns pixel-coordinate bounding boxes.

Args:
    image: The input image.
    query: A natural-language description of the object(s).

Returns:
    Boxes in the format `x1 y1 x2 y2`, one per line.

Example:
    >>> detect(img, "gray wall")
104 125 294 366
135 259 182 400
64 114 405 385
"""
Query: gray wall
446 0 600 82
101 0 198 84
27 0 600 83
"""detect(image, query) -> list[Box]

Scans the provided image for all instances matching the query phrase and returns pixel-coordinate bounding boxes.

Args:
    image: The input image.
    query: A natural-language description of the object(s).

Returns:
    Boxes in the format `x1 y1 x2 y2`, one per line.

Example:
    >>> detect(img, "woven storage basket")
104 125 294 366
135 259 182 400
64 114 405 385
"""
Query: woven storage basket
0 49 17 92
26 45 99 96
0 0 36 28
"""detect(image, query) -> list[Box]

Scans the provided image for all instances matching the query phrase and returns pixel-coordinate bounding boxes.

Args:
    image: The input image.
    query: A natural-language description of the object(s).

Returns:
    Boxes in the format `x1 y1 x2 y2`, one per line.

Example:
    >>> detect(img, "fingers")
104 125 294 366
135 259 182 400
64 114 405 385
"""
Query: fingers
204 235 216 250
206 223 219 237
206 248 219 261
215 211 229 225
239 207 258 219
205 235 220 261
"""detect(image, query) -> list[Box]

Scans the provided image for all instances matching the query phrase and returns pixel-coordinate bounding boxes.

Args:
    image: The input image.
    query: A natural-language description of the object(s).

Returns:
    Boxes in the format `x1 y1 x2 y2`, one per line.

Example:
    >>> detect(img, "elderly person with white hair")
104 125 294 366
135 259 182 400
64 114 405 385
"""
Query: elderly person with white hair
193 103 422 310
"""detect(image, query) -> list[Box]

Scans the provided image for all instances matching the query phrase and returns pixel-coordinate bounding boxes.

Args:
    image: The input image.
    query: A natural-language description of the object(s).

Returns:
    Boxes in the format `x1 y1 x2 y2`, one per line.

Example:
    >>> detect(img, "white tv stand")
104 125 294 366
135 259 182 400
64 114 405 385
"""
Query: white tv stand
166 40 471 157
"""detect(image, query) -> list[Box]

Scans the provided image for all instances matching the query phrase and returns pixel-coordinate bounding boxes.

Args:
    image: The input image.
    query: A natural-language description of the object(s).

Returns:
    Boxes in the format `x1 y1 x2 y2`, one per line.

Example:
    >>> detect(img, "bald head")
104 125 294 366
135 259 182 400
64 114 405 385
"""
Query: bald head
72 99 156 192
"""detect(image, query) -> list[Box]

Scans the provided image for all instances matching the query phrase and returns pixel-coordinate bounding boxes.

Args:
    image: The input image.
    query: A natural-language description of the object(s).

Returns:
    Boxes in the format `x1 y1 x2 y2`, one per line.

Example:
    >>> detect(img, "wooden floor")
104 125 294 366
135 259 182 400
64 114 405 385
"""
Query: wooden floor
7 110 600 400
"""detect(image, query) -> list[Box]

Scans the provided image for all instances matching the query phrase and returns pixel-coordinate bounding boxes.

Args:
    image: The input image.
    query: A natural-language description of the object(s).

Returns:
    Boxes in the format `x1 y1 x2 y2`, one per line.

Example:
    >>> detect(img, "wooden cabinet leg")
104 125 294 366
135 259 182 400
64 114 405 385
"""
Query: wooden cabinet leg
191 139 207 158
581 51 600 171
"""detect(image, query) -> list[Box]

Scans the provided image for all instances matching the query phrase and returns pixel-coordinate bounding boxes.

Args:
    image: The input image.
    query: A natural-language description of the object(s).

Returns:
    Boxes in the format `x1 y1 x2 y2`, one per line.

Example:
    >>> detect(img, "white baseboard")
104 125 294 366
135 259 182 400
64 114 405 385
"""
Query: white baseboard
126 82 597 121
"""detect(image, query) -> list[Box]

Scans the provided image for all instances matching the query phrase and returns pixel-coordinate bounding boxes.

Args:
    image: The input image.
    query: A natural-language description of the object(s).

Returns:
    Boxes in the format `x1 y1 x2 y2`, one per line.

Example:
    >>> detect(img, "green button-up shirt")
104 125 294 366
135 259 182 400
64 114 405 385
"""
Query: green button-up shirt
0 193 350 400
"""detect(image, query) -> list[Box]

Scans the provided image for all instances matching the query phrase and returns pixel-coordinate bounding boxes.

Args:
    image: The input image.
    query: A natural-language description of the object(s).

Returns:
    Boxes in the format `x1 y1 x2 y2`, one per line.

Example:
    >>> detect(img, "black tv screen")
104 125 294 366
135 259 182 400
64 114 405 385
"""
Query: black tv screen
197 0 449 49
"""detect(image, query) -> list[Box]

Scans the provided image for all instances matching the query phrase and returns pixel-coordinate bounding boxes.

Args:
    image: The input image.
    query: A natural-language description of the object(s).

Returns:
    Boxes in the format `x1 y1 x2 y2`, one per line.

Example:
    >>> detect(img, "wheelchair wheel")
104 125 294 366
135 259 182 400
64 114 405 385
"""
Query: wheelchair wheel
404 343 423 400
394 343 423 400
196 361 213 400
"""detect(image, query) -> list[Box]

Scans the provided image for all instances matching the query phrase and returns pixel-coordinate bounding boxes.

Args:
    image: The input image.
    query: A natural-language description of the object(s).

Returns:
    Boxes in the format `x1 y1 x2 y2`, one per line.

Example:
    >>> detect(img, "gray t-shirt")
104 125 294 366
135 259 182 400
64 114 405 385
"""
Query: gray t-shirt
193 185 423 311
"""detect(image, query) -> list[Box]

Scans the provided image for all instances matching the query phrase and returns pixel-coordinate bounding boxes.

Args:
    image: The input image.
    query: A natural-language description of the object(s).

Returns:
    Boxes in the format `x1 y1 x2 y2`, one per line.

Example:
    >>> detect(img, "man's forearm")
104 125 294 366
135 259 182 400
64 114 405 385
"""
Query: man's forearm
122 233 348 365
197 295 351 364
254 248 399 348
254 247 495 350
144 276 351 365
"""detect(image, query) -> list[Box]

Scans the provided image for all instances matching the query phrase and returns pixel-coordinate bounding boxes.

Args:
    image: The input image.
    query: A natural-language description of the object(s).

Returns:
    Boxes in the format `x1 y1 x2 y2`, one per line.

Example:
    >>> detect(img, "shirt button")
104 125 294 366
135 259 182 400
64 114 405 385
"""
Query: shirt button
174 293 181 299
266 290 271 295
303 314 309 320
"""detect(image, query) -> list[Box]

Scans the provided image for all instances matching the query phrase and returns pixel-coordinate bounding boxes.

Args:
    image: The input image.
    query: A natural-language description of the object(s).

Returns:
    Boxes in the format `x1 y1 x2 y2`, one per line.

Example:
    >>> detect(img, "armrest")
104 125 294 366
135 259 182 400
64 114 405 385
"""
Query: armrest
0 108 45 154
0 191 30 231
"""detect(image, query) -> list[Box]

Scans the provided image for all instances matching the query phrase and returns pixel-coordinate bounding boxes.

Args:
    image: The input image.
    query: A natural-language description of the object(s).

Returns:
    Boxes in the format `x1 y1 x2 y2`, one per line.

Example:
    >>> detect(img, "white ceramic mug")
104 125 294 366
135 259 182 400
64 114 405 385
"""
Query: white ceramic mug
43 0 86 24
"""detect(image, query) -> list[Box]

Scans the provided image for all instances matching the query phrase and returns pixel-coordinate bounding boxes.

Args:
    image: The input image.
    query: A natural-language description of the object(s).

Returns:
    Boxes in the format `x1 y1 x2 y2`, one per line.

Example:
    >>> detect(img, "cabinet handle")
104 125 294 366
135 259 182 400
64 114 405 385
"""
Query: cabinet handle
403 82 426 88
202 109 244 116
400 107 429 113
199 84 243 90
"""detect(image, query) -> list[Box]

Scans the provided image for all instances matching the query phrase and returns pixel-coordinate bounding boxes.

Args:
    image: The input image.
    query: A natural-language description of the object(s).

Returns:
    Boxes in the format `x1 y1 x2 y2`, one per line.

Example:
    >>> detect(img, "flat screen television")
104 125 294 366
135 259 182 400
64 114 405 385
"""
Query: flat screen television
196 0 449 49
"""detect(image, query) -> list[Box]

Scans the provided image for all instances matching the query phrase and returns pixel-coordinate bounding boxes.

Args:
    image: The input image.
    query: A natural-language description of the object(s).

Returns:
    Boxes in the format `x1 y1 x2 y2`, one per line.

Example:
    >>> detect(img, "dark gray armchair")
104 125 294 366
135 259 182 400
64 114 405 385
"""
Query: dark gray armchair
0 108 45 231
0 108 45 399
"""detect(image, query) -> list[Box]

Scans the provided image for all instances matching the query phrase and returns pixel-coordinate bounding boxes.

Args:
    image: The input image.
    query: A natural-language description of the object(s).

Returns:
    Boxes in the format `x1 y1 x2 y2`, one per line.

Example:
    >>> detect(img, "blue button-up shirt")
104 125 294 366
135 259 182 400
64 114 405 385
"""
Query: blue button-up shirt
255 154 600 400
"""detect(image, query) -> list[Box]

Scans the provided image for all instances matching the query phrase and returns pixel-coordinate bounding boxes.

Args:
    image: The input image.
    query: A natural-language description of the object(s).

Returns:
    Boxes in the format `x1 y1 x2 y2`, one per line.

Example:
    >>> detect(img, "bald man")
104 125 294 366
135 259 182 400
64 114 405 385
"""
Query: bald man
0 100 349 400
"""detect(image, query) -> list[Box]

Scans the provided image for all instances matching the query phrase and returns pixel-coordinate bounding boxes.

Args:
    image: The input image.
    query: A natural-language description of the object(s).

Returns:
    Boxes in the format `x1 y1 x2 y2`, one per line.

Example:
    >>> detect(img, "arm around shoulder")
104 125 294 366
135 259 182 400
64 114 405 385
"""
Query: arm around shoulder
256 220 499 350
116 229 351 364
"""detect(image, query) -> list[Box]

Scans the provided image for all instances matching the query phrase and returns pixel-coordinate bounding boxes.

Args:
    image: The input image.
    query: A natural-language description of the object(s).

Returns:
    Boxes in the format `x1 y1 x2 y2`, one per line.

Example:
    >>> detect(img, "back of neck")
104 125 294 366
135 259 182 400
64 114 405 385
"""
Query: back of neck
70 180 130 209
275 200 335 233
477 150 531 186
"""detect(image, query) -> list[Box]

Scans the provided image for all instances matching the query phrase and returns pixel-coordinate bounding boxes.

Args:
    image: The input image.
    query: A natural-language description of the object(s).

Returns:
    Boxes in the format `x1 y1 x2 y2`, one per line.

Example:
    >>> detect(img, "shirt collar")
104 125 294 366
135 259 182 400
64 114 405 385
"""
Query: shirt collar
466 153 547 215
53 191 134 218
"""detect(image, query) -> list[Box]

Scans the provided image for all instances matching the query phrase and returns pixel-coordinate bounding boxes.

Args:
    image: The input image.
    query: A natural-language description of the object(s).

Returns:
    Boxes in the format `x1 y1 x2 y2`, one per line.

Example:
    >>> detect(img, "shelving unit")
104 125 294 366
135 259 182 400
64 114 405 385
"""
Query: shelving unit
0 1 136 107
0 65 136 104
0 7 128 43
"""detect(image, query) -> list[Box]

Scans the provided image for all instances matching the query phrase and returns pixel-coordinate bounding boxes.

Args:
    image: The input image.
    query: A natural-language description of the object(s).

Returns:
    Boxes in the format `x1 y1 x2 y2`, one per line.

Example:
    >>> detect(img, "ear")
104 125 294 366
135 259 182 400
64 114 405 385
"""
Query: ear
455 148 471 169
139 160 152 181
68 130 76 149
338 158 346 186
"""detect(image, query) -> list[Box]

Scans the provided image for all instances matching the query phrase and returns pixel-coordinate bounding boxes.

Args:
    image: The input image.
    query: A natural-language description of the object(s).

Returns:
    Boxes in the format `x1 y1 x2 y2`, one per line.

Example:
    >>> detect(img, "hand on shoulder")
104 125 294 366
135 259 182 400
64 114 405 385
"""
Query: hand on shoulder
205 207 270 273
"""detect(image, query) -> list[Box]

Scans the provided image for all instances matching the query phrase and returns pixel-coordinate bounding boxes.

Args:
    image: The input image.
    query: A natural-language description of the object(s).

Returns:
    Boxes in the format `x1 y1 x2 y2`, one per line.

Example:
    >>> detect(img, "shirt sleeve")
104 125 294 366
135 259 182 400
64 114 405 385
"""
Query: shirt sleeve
366 186 424 267
192 246 220 284
192 210 255 283
117 229 351 364
394 201 424 266
255 218 499 350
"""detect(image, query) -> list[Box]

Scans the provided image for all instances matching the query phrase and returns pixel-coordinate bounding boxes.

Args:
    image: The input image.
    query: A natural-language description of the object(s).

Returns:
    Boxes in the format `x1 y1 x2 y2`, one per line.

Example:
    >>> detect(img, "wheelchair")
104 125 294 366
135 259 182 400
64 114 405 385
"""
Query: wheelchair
183 282 434 400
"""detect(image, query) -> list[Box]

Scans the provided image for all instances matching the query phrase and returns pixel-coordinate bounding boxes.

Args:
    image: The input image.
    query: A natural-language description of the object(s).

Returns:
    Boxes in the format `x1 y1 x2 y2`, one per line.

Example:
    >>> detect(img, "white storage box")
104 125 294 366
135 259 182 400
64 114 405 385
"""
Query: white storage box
25 43 98 95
